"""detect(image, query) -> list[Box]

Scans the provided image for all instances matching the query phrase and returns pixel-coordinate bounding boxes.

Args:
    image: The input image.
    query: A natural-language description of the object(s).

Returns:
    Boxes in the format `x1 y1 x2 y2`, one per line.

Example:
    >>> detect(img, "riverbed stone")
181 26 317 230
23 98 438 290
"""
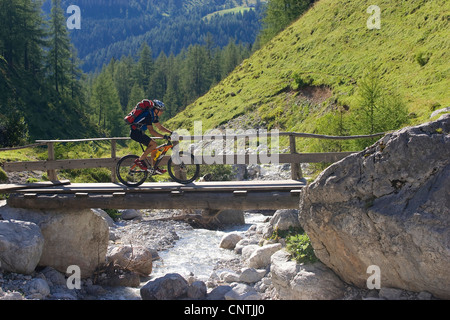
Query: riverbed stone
224 283 261 300
140 273 188 300
270 250 345 300
107 245 153 276
239 268 267 284
0 206 109 278
247 243 282 269
219 232 243 250
0 219 44 274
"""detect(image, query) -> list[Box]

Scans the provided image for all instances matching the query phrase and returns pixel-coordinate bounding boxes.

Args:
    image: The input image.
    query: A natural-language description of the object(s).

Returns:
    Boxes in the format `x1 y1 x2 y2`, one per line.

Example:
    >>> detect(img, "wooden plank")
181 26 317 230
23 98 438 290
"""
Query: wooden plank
0 180 71 193
12 180 306 194
7 190 301 210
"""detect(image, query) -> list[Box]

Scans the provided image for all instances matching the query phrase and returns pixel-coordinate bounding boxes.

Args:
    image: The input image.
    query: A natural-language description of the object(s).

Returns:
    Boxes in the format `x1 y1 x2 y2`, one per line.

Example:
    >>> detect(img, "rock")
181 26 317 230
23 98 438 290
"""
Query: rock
92 208 115 227
299 114 450 299
107 245 153 276
270 250 345 300
219 233 243 250
119 209 142 220
234 238 259 254
24 278 50 299
247 243 282 269
187 280 207 299
99 271 140 288
0 206 109 278
220 271 240 283
206 285 232 300
140 273 188 300
241 244 260 260
379 287 404 300
224 283 261 300
239 268 267 284
0 219 44 274
263 209 301 238
41 267 66 286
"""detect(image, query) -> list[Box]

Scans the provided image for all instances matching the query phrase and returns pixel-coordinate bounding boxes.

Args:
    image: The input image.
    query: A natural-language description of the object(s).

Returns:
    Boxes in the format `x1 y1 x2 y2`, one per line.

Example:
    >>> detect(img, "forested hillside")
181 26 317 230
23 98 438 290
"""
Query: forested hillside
0 0 98 146
167 0 449 152
0 0 266 146
42 0 265 72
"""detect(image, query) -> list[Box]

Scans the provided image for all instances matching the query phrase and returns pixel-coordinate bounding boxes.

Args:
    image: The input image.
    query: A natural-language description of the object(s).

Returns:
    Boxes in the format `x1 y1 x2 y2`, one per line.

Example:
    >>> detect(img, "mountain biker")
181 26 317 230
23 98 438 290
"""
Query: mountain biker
129 99 173 174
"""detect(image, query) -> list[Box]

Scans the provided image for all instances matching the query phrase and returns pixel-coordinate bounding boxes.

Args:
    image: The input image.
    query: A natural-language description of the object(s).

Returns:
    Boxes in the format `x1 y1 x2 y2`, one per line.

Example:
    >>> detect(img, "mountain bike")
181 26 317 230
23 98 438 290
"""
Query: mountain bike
116 138 200 187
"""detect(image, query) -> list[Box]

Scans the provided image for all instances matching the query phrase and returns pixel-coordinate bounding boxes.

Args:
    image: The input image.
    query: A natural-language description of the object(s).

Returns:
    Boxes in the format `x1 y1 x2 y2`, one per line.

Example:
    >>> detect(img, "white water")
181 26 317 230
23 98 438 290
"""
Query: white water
152 212 267 281
102 212 267 300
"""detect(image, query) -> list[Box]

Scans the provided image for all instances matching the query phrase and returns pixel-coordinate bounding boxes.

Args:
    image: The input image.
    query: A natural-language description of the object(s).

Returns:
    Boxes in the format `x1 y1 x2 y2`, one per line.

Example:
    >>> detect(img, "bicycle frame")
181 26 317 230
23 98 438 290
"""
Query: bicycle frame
138 140 173 169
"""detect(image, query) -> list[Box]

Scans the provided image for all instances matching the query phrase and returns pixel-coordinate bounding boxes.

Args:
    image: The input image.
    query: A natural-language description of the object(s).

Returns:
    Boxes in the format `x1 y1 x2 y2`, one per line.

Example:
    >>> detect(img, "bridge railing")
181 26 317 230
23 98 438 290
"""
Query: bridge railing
0 132 385 182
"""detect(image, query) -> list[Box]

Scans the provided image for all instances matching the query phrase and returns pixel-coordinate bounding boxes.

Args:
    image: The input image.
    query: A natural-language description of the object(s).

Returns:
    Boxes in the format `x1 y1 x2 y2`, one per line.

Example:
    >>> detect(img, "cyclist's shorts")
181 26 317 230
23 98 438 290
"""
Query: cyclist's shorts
130 129 153 146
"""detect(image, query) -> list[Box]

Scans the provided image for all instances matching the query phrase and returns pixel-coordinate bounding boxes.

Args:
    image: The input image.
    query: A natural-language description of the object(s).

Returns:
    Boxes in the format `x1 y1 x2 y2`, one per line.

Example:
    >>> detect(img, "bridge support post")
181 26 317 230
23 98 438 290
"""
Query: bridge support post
289 135 303 180
46 142 58 181
111 139 117 183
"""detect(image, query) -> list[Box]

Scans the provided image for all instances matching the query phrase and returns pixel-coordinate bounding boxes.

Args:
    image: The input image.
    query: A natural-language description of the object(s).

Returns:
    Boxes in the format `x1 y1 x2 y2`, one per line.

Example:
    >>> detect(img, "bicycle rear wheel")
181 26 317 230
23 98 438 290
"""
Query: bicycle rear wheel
167 151 200 184
116 154 148 187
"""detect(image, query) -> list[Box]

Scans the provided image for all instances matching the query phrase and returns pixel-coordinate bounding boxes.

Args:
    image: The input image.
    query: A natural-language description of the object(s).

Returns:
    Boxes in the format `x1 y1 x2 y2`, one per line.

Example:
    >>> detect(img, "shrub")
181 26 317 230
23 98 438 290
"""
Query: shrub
286 233 318 264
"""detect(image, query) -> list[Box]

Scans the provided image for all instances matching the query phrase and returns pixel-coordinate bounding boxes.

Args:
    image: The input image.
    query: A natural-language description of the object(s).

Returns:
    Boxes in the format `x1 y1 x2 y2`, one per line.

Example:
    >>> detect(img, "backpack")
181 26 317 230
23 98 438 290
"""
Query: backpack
124 99 154 126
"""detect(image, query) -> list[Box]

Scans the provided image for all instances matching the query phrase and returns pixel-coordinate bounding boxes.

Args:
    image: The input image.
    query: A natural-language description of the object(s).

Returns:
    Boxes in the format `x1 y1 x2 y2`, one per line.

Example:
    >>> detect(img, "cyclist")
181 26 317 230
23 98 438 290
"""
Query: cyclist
129 99 173 174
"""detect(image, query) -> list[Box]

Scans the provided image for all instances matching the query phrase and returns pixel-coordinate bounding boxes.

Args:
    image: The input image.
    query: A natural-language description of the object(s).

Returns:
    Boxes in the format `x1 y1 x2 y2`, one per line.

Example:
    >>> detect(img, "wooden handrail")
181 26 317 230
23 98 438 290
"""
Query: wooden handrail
1 131 386 182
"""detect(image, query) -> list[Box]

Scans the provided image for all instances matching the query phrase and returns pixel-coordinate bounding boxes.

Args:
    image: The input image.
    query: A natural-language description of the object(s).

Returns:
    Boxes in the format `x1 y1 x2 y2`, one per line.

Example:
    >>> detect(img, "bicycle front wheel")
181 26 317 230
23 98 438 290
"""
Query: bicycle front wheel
167 151 200 184
116 154 148 187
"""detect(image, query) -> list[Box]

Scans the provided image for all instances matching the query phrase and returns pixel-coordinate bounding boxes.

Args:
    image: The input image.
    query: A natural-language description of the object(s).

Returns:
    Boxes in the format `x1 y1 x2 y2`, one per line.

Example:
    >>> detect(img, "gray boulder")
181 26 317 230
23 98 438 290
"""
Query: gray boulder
262 209 301 238
299 114 450 299
0 219 44 274
270 250 345 300
0 206 109 278
219 232 243 250
140 273 188 300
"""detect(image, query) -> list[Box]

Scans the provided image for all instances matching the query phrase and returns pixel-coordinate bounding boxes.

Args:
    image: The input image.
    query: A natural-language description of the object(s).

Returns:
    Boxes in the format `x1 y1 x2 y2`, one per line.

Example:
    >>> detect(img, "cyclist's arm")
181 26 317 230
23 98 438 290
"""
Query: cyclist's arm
147 125 164 138
154 122 173 135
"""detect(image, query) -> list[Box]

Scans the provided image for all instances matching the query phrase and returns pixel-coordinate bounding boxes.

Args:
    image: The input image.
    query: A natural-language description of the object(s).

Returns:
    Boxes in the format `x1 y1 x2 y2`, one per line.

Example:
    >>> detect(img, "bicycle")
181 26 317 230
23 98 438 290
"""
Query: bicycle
116 138 200 187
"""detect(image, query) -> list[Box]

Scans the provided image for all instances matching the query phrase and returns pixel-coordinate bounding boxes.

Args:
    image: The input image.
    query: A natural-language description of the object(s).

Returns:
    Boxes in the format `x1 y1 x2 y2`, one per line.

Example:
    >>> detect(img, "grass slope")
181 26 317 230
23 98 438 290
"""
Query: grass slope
167 0 449 137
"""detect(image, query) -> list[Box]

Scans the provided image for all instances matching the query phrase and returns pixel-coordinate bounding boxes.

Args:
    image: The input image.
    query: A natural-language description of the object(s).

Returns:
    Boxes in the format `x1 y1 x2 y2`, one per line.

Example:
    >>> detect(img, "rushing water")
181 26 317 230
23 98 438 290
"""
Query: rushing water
152 212 267 281
102 212 267 300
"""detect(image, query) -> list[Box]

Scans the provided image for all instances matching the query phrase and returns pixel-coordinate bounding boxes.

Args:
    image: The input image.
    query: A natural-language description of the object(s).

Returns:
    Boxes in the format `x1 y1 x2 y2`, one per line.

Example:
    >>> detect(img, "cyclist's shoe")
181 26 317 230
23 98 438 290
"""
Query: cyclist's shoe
134 158 147 170
154 167 167 175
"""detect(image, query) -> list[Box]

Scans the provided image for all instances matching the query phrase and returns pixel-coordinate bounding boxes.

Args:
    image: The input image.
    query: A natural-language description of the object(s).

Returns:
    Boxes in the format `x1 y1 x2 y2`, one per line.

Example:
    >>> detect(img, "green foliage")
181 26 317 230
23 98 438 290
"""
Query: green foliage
415 51 431 67
93 37 252 133
0 166 7 182
103 209 121 221
168 0 449 147
286 233 318 264
46 0 264 73
259 0 314 46
0 0 99 144
268 226 318 264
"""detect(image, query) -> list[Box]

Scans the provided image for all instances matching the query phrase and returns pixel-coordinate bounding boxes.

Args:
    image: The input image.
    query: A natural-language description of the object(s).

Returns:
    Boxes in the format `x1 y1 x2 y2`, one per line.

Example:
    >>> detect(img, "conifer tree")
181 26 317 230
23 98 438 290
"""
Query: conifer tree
47 0 72 95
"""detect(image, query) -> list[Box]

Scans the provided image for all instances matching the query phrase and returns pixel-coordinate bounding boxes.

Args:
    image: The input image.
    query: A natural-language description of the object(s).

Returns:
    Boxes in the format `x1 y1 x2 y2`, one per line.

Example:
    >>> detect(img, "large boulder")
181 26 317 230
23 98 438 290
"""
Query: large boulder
0 219 44 274
0 206 109 278
270 250 345 300
107 245 153 276
299 114 450 299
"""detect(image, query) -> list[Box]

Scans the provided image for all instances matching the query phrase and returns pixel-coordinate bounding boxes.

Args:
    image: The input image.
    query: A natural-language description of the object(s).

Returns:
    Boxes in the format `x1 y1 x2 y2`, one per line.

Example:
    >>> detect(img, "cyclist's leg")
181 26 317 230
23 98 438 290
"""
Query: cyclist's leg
131 129 155 166
140 139 157 167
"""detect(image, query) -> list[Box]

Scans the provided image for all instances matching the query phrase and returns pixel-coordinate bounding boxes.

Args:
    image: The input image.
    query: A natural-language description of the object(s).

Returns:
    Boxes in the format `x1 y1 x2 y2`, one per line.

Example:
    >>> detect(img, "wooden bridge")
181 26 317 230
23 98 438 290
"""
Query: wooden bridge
0 131 384 210
3 180 305 210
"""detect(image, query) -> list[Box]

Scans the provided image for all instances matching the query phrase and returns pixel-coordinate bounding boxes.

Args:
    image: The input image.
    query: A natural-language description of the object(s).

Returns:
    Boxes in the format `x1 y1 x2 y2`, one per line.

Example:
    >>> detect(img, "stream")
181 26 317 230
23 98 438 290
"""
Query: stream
102 212 268 300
